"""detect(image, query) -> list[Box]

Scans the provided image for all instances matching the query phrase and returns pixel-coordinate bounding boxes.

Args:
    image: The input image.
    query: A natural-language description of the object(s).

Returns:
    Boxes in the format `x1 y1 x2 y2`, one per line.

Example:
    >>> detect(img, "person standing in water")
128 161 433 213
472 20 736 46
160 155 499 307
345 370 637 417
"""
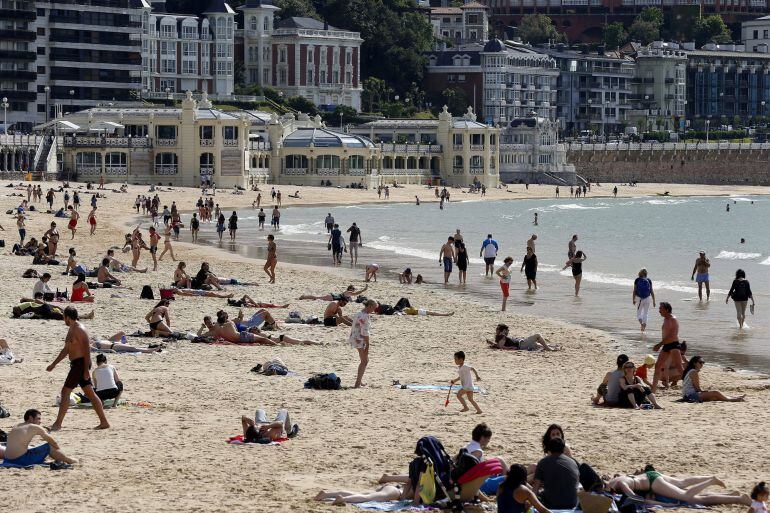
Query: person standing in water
632 268 656 332
347 222 362 265
439 237 456 284
480 234 499 277
726 269 754 330
521 247 538 290
691 251 711 301
563 251 587 296
456 242 469 284
325 213 335 233
228 211 238 241
567 234 578 259
496 257 514 311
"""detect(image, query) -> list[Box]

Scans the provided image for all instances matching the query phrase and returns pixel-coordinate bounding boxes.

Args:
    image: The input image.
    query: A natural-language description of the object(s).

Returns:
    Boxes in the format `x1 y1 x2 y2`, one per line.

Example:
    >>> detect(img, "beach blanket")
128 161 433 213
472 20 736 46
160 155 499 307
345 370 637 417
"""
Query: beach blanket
353 501 428 511
226 435 288 446
73 398 124 409
394 384 486 394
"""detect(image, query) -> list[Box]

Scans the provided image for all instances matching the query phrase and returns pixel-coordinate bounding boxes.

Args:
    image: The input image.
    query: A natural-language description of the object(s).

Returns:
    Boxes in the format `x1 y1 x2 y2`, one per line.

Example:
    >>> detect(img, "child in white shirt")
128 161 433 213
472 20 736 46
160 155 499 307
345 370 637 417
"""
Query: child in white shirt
450 351 482 414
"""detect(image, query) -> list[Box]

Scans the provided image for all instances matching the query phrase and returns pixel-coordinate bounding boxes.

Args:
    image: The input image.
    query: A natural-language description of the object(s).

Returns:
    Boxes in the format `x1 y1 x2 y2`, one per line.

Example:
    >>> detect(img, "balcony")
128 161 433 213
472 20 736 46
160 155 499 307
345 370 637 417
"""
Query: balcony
317 167 340 176
155 138 176 147
155 165 178 175
0 9 35 21
0 89 35 102
200 139 214 147
248 141 271 150
283 167 307 175
0 29 35 41
0 70 35 81
223 139 238 147
0 49 36 61
470 144 485 151
64 136 151 148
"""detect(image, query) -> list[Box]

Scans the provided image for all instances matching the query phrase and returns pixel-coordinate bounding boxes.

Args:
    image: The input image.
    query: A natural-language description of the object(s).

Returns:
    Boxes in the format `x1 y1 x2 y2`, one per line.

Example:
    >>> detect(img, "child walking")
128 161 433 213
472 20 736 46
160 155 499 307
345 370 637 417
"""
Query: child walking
451 351 482 414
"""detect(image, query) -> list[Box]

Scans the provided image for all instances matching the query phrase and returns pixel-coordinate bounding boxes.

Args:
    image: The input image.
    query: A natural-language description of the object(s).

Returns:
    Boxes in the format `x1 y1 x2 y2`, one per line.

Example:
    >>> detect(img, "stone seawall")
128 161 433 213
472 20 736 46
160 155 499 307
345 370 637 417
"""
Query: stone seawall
567 148 770 185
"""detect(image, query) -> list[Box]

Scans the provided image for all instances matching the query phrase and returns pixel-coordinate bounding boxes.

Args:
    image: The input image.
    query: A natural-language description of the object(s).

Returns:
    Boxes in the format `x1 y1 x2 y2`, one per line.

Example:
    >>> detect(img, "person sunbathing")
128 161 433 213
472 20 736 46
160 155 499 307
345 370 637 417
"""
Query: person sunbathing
241 408 299 442
3 409 77 467
314 484 413 505
0 339 23 364
90 332 160 353
173 262 192 288
487 324 559 351
200 314 320 345
401 307 454 317
608 472 750 506
106 249 147 273
229 295 289 308
12 294 90 320
145 300 173 337
172 288 233 299
298 284 368 301
323 298 352 327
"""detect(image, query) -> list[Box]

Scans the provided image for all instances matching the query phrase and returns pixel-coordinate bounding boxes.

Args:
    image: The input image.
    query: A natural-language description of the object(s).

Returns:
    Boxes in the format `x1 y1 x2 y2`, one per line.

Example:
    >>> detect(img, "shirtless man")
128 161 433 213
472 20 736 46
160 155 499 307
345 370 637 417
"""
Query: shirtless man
3 409 77 466
264 234 277 283
298 284 368 301
324 298 352 327
46 307 110 431
97 259 122 286
199 315 319 345
568 234 578 259
651 302 684 392
106 249 147 273
527 234 537 252
690 251 711 301
439 236 456 284
148 226 161 271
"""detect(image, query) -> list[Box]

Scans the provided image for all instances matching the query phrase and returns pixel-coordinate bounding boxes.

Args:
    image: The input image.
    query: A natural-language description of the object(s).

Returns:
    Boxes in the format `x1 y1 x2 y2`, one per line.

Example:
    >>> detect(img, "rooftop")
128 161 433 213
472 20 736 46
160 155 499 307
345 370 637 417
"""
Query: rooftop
283 128 374 148
277 16 336 30
430 7 462 15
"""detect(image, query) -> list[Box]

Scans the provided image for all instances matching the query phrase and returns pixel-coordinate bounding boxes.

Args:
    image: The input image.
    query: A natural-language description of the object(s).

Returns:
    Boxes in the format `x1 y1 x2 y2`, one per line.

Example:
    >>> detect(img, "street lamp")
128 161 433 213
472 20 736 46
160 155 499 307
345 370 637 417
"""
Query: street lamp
705 118 711 144
165 87 172 101
1 97 8 131
44 86 50 124
68 89 74 114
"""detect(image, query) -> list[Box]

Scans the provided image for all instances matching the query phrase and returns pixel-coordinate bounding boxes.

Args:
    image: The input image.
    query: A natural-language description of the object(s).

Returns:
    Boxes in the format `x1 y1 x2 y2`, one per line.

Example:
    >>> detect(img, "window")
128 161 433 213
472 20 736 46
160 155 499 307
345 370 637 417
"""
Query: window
765 29 769 38
155 153 178 174
320 70 326 84
105 152 126 169
285 154 308 168
161 23 174 38
316 155 340 169
345 71 351 84
160 79 175 92
200 152 214 170
161 59 176 73
279 68 287 85
307 69 314 84
308 48 314 62
250 16 257 31
453 134 463 146
182 24 197 39
279 47 287 63
216 43 226 58
202 60 209 75
346 50 352 65
470 155 484 169
76 152 101 170
183 42 197 57
182 60 196 74
156 125 177 139
264 17 269 30
223 126 238 140
349 155 364 168
754 30 759 39
453 155 463 169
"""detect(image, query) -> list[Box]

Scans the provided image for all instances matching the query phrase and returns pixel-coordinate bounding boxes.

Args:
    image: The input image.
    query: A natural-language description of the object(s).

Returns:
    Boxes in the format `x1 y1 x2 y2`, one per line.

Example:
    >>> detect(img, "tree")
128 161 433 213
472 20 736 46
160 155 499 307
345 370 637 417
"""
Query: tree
518 14 564 45
286 96 317 115
362 77 392 113
637 7 664 28
693 15 732 47
603 22 628 50
628 19 660 45
273 0 319 20
442 87 470 116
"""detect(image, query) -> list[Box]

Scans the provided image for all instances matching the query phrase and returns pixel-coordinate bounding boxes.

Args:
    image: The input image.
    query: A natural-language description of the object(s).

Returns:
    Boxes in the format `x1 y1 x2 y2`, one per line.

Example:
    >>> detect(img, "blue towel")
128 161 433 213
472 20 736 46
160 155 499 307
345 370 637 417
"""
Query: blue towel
395 384 485 393
353 500 421 511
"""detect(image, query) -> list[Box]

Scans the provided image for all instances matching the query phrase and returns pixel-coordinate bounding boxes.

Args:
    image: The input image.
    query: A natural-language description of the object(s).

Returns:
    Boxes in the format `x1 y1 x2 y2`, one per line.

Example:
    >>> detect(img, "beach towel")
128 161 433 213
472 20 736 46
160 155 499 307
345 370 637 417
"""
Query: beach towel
395 384 485 394
353 501 427 511
73 398 124 409
226 435 287 446
456 458 504 485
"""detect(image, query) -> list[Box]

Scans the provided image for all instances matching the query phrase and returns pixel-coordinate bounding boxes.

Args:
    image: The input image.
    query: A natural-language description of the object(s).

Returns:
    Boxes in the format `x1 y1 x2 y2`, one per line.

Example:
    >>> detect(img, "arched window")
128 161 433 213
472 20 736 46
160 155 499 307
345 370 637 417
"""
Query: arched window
155 153 178 174
394 156 405 169
382 156 393 169
407 156 417 169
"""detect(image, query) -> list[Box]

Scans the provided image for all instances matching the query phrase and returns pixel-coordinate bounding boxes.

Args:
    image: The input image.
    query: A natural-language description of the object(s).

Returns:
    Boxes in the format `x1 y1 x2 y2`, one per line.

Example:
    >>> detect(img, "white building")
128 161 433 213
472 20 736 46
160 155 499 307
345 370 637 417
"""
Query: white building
239 0 363 110
499 113 575 184
742 16 770 53
139 0 235 96
429 1 489 48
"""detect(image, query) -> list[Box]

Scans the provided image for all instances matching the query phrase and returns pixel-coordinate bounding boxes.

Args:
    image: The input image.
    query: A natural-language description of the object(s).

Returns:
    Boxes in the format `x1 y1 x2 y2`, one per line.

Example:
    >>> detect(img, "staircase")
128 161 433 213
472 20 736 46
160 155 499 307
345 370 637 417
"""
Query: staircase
575 173 589 186
542 171 569 186
32 136 53 179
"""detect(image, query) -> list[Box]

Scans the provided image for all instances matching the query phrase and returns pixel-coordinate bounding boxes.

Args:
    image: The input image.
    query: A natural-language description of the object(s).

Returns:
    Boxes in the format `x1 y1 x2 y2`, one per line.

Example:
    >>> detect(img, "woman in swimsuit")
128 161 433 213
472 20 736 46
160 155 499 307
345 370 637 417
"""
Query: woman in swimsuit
562 250 587 297
173 262 191 288
71 273 94 303
521 247 538 290
145 300 173 336
456 242 468 284
158 225 176 262
681 356 745 403
314 483 413 505
618 361 662 409
608 472 749 506
216 213 226 242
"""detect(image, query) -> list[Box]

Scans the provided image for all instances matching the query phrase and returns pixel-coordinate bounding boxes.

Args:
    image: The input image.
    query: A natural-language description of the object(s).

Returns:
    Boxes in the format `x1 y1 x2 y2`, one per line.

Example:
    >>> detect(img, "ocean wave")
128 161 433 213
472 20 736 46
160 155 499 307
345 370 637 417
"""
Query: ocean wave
728 196 756 202
715 250 762 260
280 222 325 236
529 203 611 212
554 270 727 294
643 198 693 205
759 257 770 266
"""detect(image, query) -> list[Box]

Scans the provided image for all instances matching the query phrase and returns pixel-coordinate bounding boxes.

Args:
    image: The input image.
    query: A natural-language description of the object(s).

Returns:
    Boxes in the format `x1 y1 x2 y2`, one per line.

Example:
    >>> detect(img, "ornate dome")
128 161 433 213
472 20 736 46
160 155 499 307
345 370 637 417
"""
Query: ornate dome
283 128 375 149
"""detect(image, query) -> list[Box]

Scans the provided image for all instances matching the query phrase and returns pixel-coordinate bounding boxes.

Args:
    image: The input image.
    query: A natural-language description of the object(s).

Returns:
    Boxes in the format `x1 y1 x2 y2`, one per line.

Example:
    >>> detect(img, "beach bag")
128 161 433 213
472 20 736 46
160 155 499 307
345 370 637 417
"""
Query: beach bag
140 285 154 299
304 373 341 390
159 288 175 300
418 461 438 505
22 268 39 278
579 462 604 493
451 448 479 483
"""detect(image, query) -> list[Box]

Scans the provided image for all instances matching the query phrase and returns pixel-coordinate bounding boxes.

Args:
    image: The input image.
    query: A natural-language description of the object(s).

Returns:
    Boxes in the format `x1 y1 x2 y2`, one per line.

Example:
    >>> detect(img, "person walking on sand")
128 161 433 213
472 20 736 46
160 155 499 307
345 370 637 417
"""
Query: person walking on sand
87 206 97 235
67 206 79 239
496 257 514 311
563 251 587 296
691 251 711 301
439 236 456 284
349 299 378 388
652 302 684 392
190 212 200 243
480 234 499 277
726 269 754 330
264 234 277 284
450 351 482 414
46 306 110 431
158 225 176 262
633 268 656 332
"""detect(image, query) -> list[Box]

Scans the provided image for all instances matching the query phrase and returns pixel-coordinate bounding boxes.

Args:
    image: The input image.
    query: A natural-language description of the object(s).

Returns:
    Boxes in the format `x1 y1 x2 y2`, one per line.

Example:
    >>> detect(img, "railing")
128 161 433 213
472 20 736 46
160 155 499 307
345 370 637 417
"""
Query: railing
76 166 102 175
378 143 442 153
348 168 367 176
469 167 485 175
104 166 128 175
142 91 265 102
317 167 340 176
249 167 270 175
0 134 41 147
156 138 176 147
568 142 770 152
200 139 214 147
453 167 464 174
248 141 271 150
470 144 485 151
64 136 151 148
32 136 46 171
155 165 178 175
283 167 307 175
274 28 360 40
222 139 238 147
453 144 463 151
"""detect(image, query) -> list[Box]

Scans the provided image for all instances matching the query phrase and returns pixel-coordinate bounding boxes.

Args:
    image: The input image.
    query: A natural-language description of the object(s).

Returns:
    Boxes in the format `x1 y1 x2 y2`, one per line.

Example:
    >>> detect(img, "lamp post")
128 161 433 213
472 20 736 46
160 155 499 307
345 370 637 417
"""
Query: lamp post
68 89 74 114
165 87 172 101
1 97 8 132
705 118 710 144
587 98 592 135
762 100 766 119
44 85 50 124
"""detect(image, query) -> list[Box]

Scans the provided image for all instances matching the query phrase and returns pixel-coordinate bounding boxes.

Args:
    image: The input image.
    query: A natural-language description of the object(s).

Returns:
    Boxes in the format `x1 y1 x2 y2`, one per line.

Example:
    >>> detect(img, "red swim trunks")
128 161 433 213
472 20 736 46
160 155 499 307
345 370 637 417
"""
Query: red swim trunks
500 282 510 297
68 219 77 229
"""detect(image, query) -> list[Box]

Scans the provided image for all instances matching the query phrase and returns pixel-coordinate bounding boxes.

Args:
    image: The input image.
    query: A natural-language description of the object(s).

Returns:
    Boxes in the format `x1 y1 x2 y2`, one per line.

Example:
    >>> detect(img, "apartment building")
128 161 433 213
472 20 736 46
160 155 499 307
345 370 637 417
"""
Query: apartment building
0 0 36 131
428 1 489 48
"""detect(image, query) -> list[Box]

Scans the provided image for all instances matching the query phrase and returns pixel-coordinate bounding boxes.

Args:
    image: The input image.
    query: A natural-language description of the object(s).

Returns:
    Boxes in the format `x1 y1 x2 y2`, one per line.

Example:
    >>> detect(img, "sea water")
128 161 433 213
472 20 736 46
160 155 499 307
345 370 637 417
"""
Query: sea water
203 193 770 373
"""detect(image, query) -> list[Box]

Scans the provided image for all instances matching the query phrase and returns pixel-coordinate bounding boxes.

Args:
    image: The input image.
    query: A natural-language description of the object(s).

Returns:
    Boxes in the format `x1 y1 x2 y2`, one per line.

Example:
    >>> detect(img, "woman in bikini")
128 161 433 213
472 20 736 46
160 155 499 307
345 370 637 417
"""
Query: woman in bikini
608 472 749 506
158 225 176 262
173 262 192 288
71 273 95 303
618 361 662 409
145 299 173 336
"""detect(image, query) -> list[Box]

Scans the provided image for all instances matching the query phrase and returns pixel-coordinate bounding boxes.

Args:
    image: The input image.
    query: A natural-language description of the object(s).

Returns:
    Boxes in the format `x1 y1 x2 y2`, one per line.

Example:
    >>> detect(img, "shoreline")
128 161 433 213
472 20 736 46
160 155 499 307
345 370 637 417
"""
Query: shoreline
3 180 770 512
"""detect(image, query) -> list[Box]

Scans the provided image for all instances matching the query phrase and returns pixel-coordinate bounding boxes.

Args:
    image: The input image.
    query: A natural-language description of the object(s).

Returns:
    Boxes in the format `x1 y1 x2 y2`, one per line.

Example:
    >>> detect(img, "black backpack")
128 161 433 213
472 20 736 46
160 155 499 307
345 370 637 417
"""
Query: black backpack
394 297 412 310
304 373 341 390
451 448 479 483
140 285 154 299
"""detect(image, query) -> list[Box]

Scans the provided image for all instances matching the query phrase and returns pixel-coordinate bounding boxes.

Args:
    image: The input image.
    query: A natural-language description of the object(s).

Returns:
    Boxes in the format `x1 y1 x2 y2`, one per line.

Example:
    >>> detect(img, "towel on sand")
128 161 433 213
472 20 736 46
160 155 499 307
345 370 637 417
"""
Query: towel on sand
394 384 485 394
226 435 288 446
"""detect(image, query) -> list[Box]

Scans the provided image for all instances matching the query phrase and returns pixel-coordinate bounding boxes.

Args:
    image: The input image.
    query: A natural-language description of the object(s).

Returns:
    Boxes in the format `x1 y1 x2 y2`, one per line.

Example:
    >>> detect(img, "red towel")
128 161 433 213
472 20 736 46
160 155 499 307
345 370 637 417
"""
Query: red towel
457 458 504 485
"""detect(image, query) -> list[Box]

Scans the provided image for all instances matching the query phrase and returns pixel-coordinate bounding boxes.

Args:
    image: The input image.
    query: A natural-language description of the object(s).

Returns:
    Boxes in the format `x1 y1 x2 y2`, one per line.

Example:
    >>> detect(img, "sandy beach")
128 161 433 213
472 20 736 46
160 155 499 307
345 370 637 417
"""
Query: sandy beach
1 180 768 513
